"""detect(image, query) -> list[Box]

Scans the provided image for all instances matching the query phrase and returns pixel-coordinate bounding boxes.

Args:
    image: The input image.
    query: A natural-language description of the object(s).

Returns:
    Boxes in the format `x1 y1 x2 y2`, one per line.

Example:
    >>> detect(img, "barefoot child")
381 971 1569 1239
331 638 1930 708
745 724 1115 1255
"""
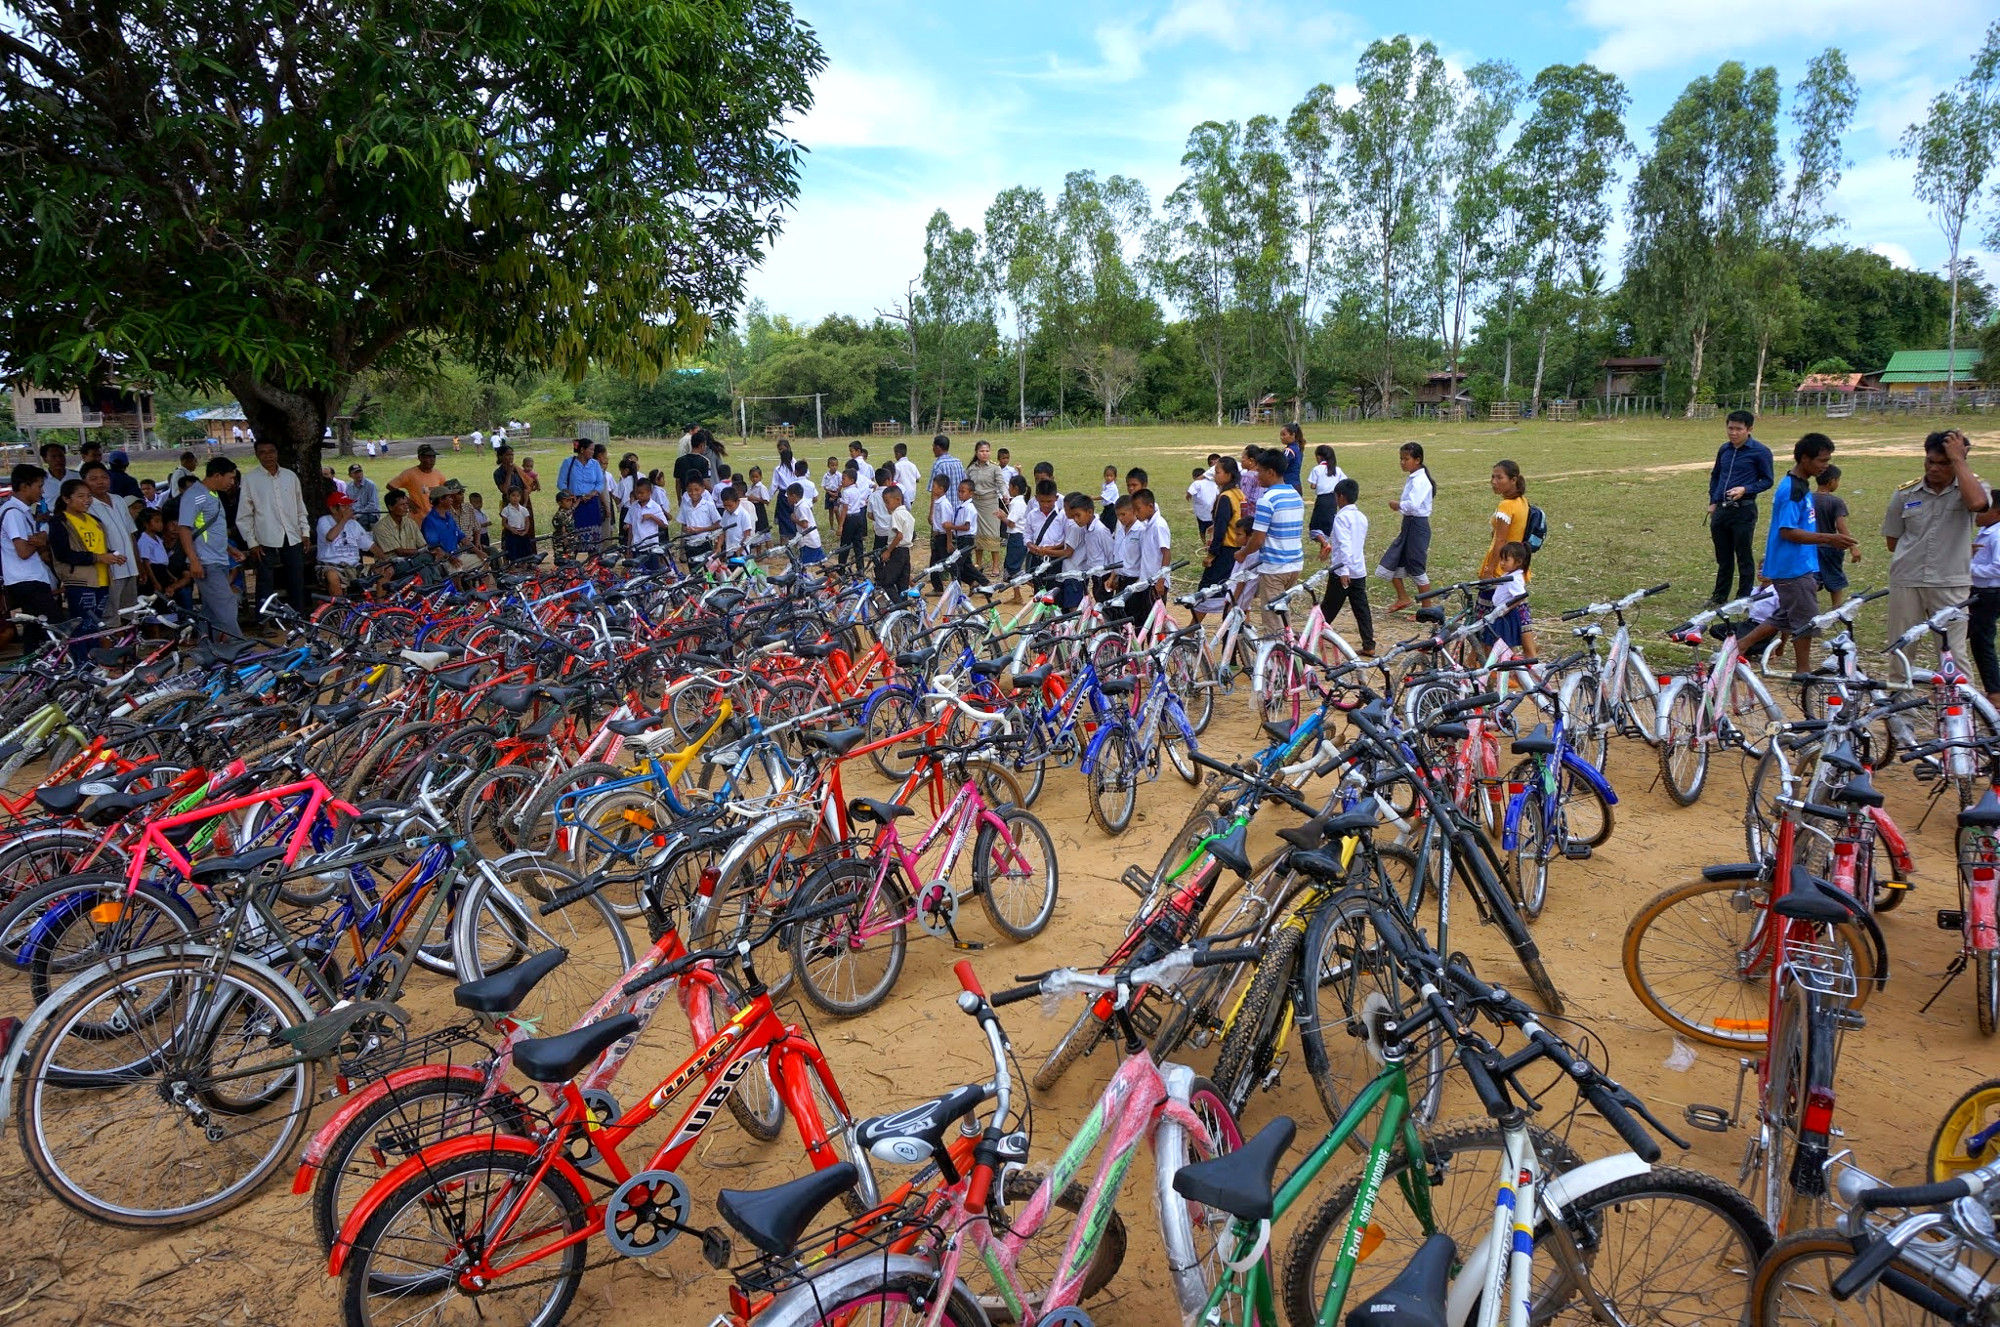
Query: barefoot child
1812 465 1858 607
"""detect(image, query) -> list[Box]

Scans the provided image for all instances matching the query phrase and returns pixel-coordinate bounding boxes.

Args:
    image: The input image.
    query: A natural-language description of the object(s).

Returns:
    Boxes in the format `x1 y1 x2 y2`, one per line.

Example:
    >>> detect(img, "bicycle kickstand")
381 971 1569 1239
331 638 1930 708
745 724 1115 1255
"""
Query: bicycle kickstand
1685 1056 1755 1133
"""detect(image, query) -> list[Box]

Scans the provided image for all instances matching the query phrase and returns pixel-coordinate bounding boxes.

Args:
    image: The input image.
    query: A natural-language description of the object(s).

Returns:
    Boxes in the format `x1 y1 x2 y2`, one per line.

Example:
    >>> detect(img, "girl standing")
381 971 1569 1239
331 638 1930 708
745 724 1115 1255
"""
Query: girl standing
1376 442 1435 613
1306 444 1346 541
1192 456 1245 622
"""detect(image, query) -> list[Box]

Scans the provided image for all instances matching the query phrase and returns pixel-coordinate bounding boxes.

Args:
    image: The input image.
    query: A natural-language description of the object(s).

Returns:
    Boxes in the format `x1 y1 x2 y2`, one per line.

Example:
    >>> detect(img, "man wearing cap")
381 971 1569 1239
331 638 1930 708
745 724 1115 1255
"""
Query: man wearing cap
422 480 488 581
239 437 312 616
107 450 141 501
391 444 448 519
347 464 381 528
316 491 369 596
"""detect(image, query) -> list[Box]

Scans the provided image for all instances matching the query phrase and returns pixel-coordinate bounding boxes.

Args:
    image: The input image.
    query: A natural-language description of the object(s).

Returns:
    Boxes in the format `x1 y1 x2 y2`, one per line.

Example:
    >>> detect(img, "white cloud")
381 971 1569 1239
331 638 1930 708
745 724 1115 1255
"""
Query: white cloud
1870 241 1916 269
1571 0 1977 76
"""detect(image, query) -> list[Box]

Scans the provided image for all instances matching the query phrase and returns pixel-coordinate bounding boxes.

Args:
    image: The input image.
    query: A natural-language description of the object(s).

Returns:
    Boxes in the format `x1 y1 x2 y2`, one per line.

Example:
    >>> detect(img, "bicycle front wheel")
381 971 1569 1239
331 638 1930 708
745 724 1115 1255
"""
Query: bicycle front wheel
15 953 316 1227
1298 892 1447 1131
1086 727 1139 834
789 858 909 1018
1750 1229 1969 1326
1928 1076 2000 1182
450 855 636 1038
973 806 1058 941
1152 1076 1251 1327
1658 687 1708 806
341 1147 590 1327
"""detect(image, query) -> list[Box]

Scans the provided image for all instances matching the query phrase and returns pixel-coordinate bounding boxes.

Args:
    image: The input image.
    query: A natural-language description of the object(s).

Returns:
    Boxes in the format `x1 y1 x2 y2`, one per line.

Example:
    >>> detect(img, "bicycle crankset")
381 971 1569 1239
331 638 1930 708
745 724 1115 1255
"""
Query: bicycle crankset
604 1168 691 1258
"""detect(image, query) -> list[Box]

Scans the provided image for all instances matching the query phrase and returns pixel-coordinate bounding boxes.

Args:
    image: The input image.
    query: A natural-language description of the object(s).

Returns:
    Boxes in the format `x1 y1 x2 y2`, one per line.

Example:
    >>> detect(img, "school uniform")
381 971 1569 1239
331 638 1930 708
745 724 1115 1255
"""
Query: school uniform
1970 524 2000 695
1099 479 1120 530
1125 514 1169 625
878 505 916 596
679 492 720 560
1002 493 1029 578
792 497 825 565
1376 468 1435 583
1319 504 1375 654
1023 502 1071 593
1488 568 1528 650
1188 475 1219 541
1063 518 1114 612
836 480 869 570
1307 463 1346 539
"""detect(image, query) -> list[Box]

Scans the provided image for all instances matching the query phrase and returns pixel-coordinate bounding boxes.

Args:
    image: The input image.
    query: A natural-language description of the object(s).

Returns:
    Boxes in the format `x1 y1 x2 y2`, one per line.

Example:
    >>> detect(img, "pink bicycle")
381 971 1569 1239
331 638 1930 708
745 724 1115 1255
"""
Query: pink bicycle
784 738 1058 1016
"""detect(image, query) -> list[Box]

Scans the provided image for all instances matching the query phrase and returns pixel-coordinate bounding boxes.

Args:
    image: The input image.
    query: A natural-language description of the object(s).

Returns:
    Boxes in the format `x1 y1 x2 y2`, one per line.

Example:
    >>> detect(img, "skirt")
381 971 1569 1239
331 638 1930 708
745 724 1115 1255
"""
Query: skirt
1004 533 1027 577
1309 491 1338 538
1375 514 1431 579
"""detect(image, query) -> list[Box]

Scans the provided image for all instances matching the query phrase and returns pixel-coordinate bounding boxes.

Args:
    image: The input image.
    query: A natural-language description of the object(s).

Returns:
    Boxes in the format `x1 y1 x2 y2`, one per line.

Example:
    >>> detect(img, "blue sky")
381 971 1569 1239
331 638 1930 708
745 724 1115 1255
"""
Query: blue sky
743 0 1997 324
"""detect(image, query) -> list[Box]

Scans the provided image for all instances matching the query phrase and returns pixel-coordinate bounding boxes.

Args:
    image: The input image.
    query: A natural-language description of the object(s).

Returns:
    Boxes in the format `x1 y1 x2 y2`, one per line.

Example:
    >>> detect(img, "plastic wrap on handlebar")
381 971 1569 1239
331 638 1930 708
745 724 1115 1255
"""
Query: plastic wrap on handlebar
1856 1178 1971 1211
953 960 986 998
1582 1081 1662 1163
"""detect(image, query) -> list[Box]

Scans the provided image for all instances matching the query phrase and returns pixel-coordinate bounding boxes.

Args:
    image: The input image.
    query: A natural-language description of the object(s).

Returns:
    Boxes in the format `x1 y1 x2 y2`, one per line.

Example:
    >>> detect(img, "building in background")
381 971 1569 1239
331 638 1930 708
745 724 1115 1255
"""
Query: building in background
10 383 157 448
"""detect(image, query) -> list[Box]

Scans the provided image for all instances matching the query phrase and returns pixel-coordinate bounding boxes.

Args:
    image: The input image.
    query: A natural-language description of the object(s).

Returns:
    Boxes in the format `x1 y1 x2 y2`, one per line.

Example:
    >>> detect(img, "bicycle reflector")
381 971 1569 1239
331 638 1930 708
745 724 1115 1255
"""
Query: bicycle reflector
1802 1085 1837 1137
89 901 124 924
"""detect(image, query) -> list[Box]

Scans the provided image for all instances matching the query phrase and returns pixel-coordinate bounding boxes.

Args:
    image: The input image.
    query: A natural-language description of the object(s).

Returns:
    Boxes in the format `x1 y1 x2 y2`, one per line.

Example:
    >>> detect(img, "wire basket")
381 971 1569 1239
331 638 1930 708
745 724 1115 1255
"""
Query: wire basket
1780 938 1859 1000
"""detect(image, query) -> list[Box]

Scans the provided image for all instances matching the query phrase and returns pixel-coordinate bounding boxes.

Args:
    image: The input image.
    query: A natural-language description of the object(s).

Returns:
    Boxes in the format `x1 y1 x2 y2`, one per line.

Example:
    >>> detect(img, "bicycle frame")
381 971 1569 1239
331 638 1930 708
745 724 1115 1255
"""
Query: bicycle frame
845 776 1026 943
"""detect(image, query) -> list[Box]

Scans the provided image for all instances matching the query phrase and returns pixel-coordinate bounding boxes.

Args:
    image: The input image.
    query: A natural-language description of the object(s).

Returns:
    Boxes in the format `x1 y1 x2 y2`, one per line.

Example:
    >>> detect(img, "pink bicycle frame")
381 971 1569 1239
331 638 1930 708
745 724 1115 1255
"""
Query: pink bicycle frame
848 780 1024 942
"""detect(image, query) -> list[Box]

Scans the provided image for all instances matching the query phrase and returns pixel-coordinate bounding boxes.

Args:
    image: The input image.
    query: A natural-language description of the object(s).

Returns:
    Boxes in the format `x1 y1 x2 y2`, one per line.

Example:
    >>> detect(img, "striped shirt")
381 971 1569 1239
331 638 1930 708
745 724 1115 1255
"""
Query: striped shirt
1253 483 1305 574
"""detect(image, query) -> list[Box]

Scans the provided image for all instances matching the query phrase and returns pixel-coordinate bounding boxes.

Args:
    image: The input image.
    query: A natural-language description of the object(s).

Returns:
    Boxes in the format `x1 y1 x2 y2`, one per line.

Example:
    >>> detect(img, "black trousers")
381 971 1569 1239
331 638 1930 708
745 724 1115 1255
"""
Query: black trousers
1321 575 1376 653
878 545 911 598
259 541 308 615
929 531 951 591
838 512 866 570
1710 505 1758 604
4 580 59 651
1970 585 2000 695
1121 585 1157 625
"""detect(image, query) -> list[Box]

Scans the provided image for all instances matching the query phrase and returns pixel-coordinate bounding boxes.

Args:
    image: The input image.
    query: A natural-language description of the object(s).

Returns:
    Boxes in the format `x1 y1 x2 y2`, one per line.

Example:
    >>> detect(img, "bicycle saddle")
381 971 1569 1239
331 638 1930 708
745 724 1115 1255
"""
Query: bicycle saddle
1288 849 1345 882
90 643 138 667
1098 676 1138 696
187 845 288 884
1961 789 2000 828
193 638 255 666
1510 723 1557 756
1343 1231 1456 1327
1209 824 1254 878
893 650 936 670
1324 805 1383 837
1262 719 1296 744
968 657 1010 678
1771 865 1863 924
513 1012 640 1083
1170 1115 1295 1221
398 649 452 671
605 715 662 737
1012 665 1055 690
855 1082 990 1168
485 685 540 713
521 710 562 740
32 782 93 816
1823 741 1866 775
82 784 174 826
304 698 367 726
848 797 916 824
432 666 481 692
717 1162 859 1258
453 947 568 1014
1277 816 1330 850
794 641 837 659
798 726 866 757
1833 771 1884 808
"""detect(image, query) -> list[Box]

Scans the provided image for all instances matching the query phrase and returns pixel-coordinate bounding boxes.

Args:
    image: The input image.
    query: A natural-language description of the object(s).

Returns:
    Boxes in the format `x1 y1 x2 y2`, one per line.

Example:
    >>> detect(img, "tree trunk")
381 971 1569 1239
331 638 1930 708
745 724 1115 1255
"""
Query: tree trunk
1380 245 1395 417
228 374 337 520
1530 328 1549 414
1017 325 1027 429
1685 321 1708 418
1752 329 1770 405
1947 243 1962 395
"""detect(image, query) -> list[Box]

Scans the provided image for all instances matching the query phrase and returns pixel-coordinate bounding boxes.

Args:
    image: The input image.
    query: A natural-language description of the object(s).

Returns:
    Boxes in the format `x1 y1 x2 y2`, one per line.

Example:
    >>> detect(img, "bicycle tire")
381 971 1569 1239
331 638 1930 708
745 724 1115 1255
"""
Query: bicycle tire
973 806 1058 941
1210 923 1305 1116
1529 1167 1770 1324
1170 633 1215 735
786 1271 989 1327
566 786 673 913
1750 1229 1970 1327
449 855 637 1038
1299 891 1448 1132
1086 726 1138 834
515 761 624 858
340 1146 589 1327
1927 1076 2000 1183
339 719 450 804
1151 1075 1251 1325
1566 670 1610 774
788 857 909 1018
309 1075 534 1253
1031 1002 1112 1094
1761 982 1829 1236
1981 950 1999 1037
15 952 316 1227
17 874 202 1008
1279 1119 1585 1327
1658 687 1708 806
863 685 926 781
456 762 544 859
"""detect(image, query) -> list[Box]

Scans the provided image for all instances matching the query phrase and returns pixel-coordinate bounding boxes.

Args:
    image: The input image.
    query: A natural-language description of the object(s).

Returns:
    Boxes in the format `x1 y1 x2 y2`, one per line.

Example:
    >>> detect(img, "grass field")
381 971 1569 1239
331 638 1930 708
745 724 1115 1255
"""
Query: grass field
332 414 1994 643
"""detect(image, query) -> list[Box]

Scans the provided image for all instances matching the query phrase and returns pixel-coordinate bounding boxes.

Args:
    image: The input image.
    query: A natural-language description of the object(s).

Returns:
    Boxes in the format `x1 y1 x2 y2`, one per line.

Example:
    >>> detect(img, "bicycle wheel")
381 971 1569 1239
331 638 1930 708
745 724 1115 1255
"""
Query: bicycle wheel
1086 727 1138 834
566 787 672 914
14 953 315 1227
788 858 909 1018
1169 633 1215 735
712 966 785 1142
310 1076 534 1254
1761 984 1835 1237
515 761 623 857
1658 688 1708 806
783 1272 989 1327
1210 923 1303 1117
1565 671 1610 774
1745 746 1786 865
667 674 731 746
341 1147 590 1327
1298 892 1447 1132
1152 1075 1251 1326
1509 785 1552 921
972 807 1058 942
449 855 636 1039
1529 1167 1769 1325
1031 1001 1113 1094
1622 653 1662 744
1729 672 1785 756
864 686 926 781
457 763 544 859
1280 1120 1584 1327
1926 1077 2000 1182
1348 841 1424 921
1624 876 1777 1048
2 873 198 1008
1750 1229 1969 1327
0 830 124 908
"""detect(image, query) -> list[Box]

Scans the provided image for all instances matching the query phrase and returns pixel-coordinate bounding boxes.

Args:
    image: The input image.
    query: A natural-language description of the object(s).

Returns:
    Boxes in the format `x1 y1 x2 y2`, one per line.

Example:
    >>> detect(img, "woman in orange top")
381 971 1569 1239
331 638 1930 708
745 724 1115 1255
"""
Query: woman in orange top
1479 460 1529 580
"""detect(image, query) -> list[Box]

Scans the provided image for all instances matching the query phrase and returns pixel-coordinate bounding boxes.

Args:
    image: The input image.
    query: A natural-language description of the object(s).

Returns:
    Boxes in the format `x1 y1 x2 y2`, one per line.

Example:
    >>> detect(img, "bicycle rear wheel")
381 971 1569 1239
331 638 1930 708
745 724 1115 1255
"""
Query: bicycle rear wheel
1658 688 1708 806
1086 727 1139 834
1298 892 1447 1131
449 855 636 1039
973 807 1058 941
1760 984 1839 1237
1750 1230 1969 1327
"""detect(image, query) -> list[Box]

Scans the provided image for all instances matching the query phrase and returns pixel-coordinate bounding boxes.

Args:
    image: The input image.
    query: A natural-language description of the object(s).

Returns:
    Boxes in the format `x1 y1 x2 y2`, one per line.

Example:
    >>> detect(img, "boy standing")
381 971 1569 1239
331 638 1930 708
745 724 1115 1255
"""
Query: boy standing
878 485 915 597
1734 433 1856 672
1812 466 1858 607
1317 477 1375 656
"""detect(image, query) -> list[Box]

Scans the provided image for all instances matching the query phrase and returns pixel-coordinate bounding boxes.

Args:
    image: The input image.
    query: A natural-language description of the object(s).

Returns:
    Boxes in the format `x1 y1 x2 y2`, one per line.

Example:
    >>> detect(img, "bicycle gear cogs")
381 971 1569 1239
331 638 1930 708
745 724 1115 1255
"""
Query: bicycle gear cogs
604 1168 690 1257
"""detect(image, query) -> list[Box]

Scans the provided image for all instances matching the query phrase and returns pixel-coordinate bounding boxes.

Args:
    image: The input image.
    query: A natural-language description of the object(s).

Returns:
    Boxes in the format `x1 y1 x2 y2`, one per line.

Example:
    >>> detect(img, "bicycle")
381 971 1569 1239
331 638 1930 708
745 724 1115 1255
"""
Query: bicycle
1552 581 1670 767
1496 674 1619 920
1656 595 1787 805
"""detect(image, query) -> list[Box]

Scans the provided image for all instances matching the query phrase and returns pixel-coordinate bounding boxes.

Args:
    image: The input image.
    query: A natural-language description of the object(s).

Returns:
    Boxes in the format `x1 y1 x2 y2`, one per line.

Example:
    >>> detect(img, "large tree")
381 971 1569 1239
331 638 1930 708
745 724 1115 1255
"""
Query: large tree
1431 62 1521 399
1625 61 1781 413
0 0 820 510
1148 122 1252 426
1280 85 1345 418
984 186 1052 428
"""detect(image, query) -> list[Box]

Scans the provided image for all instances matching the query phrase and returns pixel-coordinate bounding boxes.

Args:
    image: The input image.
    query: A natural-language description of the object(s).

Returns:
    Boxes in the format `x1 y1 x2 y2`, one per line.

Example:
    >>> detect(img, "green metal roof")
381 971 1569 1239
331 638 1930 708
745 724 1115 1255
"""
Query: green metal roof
1879 348 1984 382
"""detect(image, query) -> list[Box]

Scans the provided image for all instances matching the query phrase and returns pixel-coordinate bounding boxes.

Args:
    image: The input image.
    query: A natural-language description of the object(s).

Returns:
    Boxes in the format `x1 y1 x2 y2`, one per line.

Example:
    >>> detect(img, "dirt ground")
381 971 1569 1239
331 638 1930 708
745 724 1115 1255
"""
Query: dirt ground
2 679 1995 1327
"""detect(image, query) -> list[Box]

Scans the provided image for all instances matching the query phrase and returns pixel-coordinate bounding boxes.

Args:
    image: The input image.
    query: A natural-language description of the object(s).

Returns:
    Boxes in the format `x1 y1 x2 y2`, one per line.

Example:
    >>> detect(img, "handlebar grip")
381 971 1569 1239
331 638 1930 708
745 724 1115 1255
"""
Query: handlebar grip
1193 946 1264 968
991 983 1043 1008
1582 1081 1662 1164
1442 690 1500 718
539 872 614 916
953 960 986 998
1856 1178 1971 1211
1829 1233 1908 1301
1461 1051 1511 1118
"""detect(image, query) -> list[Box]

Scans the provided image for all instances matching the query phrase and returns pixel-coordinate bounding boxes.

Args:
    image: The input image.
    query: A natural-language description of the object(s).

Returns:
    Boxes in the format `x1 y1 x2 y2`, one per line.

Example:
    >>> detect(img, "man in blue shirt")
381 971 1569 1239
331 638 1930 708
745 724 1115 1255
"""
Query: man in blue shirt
1707 408 1775 606
1238 446 1305 631
1733 433 1855 672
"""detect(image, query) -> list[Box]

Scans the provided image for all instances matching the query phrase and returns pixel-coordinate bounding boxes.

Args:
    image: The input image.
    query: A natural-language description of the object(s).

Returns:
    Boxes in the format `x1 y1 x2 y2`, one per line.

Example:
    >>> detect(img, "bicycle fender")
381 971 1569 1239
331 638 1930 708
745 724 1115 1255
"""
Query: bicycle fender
291 1063 492 1191
0 942 315 1129
858 679 917 721
1865 806 1915 879
1654 676 1690 733
1501 789 1528 852
694 807 821 937
757 1255 993 1327
1080 722 1128 775
1560 749 1619 806
327 1132 592 1276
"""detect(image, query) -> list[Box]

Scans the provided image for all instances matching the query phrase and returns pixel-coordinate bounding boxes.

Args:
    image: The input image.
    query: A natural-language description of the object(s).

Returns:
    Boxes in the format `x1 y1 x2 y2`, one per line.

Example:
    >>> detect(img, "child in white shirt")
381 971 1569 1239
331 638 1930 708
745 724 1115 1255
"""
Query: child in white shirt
1377 441 1436 611
1488 542 1530 651
1316 476 1374 655
787 483 824 565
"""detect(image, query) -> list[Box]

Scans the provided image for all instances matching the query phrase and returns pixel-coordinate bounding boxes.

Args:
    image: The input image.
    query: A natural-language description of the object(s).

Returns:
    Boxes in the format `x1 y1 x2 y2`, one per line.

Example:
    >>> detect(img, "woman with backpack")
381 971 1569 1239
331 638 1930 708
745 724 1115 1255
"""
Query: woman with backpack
1479 459 1544 652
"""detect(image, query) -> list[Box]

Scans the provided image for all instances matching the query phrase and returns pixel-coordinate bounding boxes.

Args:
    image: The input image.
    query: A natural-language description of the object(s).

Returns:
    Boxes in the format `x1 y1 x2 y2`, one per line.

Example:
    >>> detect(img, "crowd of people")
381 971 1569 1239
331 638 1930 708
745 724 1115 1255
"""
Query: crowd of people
3 412 1991 683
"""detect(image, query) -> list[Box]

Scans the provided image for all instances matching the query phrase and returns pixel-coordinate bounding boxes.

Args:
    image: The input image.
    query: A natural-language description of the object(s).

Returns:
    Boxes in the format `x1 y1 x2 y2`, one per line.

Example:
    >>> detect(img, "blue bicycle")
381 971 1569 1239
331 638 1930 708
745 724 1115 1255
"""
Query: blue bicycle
1498 678 1619 919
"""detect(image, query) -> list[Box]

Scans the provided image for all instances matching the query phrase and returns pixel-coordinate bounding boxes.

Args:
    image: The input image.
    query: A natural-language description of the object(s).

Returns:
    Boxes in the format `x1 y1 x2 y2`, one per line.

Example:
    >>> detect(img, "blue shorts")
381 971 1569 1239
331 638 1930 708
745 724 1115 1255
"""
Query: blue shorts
799 544 825 565
1817 549 1849 592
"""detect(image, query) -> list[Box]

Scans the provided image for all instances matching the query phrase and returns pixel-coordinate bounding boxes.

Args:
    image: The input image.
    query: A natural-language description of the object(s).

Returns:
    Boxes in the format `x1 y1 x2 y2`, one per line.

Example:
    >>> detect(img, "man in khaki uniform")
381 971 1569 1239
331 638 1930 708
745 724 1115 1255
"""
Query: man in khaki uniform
1882 429 1987 664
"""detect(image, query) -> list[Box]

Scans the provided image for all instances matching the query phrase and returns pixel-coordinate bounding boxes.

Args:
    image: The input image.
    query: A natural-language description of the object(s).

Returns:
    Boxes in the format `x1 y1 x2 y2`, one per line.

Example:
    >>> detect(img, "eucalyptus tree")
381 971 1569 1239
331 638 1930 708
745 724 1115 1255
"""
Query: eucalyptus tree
984 186 1053 427
914 211 993 428
1148 122 1252 425
1280 85 1344 417
1431 61 1522 396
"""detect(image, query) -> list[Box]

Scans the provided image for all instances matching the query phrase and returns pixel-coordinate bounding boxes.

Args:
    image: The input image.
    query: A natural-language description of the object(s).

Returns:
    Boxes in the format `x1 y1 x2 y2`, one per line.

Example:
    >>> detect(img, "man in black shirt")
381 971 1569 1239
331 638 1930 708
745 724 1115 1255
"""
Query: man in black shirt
1706 408 1775 605
672 435 714 503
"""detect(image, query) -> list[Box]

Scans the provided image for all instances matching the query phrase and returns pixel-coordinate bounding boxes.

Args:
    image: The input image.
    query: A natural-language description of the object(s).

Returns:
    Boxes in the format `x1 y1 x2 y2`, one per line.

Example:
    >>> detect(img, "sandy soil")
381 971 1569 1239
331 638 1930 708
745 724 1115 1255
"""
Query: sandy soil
2 687 1994 1327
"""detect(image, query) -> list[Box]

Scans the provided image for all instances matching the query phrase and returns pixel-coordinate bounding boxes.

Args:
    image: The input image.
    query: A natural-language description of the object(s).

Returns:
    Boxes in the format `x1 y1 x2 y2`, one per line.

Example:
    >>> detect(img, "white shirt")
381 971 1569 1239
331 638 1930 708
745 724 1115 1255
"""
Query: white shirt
1004 493 1028 535
238 463 310 547
138 531 170 567
894 457 922 501
1134 513 1169 586
1309 463 1348 496
723 505 755 553
1329 505 1369 578
1114 522 1142 578
502 502 532 535
680 493 721 540
888 505 916 549
941 495 974 537
0 497 53 588
998 464 1020 492
1975 525 2000 588
1026 504 1071 556
1493 569 1528 614
316 514 371 566
1101 480 1120 505
838 481 870 516
470 430 484 449
611 473 635 510
1397 469 1435 519
1066 518 1114 576
1747 582 1779 625
623 495 666 549
789 476 819 509
1188 476 1219 524
90 496 139 581
792 498 822 549
867 486 894 535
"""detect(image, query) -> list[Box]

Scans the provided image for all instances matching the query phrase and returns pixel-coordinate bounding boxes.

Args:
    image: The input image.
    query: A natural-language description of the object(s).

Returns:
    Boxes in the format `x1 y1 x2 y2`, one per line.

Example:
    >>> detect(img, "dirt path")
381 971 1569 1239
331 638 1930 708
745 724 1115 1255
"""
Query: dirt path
1 689 1992 1325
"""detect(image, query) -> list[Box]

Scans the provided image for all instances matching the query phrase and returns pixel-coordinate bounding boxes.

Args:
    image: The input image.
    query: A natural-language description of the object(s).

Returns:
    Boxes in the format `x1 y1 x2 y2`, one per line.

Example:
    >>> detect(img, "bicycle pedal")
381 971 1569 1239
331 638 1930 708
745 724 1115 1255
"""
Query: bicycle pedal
1119 865 1154 897
700 1227 732 1269
1561 841 1594 861
952 941 987 952
1914 761 1941 783
1939 909 1966 931
1684 1104 1734 1133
